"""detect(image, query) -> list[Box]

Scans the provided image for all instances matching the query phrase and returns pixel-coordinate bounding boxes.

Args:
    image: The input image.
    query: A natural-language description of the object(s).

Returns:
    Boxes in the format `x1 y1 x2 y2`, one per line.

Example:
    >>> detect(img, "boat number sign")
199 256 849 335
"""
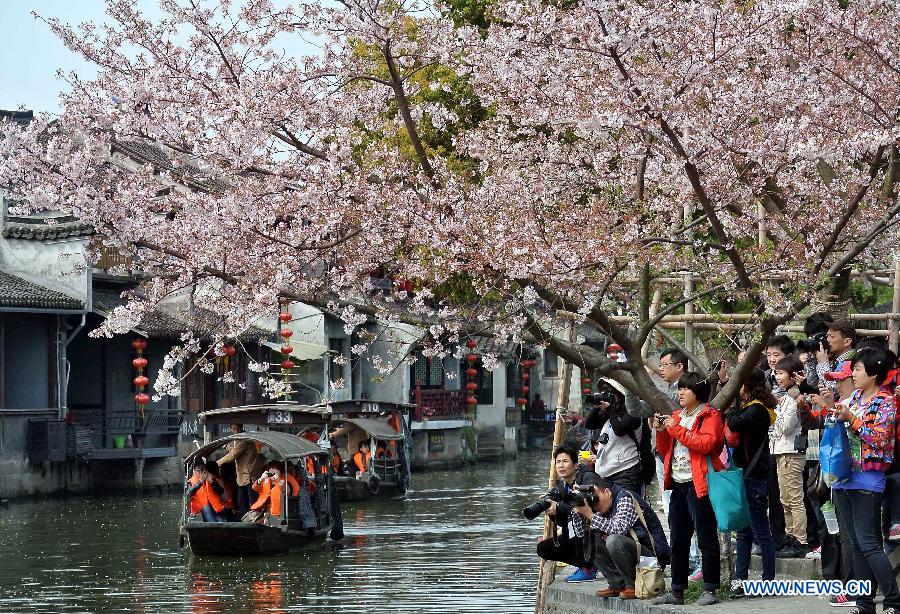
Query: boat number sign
267 410 293 425
361 402 380 413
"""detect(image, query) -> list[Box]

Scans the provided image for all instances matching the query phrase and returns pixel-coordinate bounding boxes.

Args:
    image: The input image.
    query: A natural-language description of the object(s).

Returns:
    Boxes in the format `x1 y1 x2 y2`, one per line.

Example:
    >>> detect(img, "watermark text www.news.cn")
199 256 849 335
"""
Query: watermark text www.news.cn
739 579 871 597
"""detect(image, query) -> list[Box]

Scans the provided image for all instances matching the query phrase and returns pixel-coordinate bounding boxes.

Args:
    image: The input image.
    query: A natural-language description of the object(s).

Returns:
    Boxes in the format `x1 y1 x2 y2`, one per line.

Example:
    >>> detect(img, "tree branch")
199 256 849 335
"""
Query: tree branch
382 41 435 181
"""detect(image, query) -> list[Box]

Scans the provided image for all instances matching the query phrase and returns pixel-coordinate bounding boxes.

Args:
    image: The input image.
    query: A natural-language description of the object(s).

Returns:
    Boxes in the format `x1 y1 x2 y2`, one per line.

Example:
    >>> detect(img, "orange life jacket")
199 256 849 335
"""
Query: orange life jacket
251 478 283 516
306 457 316 478
353 451 371 472
188 474 225 515
389 413 401 433
331 452 342 473
286 473 300 497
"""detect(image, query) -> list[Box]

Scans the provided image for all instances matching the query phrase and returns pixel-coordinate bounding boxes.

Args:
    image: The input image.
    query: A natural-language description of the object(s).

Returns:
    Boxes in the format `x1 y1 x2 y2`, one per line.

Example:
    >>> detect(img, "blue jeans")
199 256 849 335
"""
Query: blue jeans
668 481 721 592
736 477 775 581
200 504 224 523
833 488 900 612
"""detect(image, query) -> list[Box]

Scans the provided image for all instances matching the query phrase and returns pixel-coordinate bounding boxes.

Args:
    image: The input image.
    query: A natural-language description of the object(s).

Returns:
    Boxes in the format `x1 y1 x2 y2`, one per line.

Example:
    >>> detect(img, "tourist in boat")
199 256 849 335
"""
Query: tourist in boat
330 441 343 475
353 441 372 476
375 441 394 459
216 424 262 515
186 463 226 523
247 465 285 522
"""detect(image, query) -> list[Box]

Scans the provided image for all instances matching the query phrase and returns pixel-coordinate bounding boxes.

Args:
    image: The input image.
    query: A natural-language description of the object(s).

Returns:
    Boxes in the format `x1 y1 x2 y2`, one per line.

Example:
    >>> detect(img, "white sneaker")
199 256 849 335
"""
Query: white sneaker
805 546 822 559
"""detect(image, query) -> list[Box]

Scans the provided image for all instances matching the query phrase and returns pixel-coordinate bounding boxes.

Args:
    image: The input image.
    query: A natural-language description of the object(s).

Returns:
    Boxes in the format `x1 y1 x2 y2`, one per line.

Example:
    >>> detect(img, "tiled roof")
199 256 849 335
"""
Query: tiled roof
93 288 269 341
112 139 228 193
2 215 94 241
0 271 84 310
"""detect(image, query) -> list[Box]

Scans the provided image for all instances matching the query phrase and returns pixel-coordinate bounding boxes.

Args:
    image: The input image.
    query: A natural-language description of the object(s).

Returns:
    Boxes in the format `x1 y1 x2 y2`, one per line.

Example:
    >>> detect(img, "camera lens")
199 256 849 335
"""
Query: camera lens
523 498 552 521
597 433 609 445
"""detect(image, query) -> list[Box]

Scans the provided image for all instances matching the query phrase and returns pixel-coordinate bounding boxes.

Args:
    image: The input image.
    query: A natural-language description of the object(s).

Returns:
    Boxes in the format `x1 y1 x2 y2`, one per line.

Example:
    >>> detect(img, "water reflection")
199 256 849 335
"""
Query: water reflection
0 453 546 613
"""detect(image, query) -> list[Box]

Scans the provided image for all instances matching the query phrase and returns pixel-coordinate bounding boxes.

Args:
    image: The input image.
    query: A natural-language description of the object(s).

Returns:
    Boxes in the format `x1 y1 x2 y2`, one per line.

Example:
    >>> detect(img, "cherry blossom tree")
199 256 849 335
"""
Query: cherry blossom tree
1 0 898 410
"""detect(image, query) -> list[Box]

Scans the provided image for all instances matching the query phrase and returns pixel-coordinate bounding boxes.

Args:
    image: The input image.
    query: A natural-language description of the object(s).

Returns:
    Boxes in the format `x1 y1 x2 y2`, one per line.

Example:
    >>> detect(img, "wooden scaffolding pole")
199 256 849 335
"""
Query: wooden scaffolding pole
891 257 900 354
534 317 576 614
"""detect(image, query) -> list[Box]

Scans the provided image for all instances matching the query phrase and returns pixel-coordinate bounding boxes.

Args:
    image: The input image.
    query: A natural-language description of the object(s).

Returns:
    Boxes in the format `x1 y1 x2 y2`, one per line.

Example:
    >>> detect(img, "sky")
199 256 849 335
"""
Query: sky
0 1 167 114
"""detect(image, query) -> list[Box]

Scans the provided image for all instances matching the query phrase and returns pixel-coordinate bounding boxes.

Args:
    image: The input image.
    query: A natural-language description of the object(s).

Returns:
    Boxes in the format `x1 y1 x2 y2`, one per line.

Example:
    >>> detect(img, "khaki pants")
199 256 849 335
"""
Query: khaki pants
777 453 807 545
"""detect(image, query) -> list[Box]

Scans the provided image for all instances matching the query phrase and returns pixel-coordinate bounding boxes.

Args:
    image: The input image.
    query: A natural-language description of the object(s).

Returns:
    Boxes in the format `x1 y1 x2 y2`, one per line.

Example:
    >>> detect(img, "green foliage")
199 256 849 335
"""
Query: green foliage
849 281 893 311
442 0 493 29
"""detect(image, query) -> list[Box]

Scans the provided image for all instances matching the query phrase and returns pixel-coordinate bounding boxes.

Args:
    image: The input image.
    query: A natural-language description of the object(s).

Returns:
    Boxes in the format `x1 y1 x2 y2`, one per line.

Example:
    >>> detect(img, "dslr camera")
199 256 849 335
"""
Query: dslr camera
797 331 828 354
586 385 618 408
522 484 599 520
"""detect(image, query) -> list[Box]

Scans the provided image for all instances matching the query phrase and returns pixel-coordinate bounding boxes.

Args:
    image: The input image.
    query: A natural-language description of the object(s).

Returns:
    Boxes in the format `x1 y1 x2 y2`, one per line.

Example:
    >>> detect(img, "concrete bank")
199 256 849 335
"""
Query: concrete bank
543 564 836 614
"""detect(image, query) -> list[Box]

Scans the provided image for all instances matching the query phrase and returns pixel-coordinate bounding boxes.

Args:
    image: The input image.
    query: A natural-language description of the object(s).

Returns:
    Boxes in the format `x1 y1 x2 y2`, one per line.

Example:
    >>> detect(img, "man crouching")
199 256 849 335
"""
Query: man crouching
571 477 671 600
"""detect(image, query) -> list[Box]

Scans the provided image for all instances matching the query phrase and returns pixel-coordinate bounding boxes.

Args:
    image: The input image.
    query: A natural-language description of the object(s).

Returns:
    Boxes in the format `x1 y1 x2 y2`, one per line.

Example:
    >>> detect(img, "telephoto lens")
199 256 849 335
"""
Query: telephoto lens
522 498 552 521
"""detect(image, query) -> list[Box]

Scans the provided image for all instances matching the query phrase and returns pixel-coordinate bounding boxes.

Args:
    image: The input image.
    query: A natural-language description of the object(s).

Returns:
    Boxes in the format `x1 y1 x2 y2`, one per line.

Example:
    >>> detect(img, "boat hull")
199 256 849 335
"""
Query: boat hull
183 521 329 556
334 476 405 502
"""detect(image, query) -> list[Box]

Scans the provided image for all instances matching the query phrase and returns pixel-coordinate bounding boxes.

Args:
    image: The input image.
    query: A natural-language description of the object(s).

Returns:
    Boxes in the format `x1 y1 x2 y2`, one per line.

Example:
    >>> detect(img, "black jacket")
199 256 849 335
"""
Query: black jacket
610 485 672 567
554 464 601 540
584 403 641 437
725 399 772 480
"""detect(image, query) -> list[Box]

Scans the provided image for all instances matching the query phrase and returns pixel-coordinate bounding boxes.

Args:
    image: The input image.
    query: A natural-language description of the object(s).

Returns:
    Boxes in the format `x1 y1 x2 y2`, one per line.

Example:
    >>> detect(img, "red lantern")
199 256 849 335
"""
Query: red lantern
134 393 150 406
132 357 148 369
466 396 478 406
280 345 293 355
131 338 147 351
608 353 619 361
607 343 622 353
466 353 477 363
465 367 478 378
133 376 149 388
280 329 293 339
281 359 295 370
521 385 529 394
522 359 535 369
279 311 292 322
521 373 530 382
583 387 592 395
223 345 237 357
465 339 477 349
466 382 478 392
581 377 591 384
517 397 528 406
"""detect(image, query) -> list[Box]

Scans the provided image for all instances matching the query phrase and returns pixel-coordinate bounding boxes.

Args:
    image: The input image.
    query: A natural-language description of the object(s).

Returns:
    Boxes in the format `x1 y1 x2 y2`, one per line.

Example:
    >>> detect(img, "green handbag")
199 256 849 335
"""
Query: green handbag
704 446 761 533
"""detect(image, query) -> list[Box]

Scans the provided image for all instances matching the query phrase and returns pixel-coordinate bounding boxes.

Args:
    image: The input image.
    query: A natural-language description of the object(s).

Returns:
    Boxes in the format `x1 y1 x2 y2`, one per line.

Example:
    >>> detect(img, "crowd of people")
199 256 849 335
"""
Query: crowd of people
537 315 900 614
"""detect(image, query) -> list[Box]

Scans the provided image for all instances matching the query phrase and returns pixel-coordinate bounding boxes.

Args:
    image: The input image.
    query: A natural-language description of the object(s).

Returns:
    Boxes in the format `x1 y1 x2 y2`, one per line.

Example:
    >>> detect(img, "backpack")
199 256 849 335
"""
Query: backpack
627 419 655 485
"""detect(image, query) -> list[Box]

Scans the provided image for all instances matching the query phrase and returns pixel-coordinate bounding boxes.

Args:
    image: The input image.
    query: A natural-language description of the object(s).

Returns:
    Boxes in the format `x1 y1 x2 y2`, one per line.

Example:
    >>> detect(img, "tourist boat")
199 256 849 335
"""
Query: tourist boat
327 400 412 501
179 404 343 556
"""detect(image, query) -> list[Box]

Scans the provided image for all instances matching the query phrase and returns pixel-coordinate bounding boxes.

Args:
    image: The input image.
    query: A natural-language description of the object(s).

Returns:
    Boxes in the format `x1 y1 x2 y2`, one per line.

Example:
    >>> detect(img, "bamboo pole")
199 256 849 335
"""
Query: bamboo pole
609 313 900 324
534 317 577 614
891 258 900 354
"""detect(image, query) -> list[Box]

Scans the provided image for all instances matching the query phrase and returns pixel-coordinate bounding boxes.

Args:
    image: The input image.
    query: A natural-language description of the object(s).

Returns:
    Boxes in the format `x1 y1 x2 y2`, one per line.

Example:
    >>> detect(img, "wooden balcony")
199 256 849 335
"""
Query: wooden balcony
94 245 133 275
410 387 466 421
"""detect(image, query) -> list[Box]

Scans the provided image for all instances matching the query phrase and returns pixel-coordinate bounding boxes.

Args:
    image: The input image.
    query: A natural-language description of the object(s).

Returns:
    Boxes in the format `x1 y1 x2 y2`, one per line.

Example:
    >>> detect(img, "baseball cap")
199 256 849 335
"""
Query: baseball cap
824 362 852 381
598 377 628 396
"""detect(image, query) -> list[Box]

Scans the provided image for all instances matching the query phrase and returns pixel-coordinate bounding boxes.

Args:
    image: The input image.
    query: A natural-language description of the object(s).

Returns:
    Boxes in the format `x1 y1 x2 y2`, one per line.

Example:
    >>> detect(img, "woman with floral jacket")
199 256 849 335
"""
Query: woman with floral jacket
831 347 900 614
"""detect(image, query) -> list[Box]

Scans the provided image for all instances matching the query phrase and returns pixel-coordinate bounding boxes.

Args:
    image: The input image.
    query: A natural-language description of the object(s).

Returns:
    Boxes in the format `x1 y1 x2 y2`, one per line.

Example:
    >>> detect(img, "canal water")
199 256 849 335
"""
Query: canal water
0 453 552 613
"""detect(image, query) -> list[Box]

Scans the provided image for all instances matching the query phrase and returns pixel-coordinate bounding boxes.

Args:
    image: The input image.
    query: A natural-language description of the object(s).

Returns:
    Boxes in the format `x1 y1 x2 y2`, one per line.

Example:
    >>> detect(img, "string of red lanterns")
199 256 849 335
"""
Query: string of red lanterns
517 358 536 409
279 307 295 371
132 338 149 418
465 339 478 411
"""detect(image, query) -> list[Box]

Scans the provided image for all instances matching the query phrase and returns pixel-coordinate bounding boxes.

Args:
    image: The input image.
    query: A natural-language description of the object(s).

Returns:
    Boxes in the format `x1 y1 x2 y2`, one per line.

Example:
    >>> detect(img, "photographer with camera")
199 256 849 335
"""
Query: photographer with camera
651 372 723 606
570 477 671 600
814 319 857 394
533 446 602 583
584 378 645 494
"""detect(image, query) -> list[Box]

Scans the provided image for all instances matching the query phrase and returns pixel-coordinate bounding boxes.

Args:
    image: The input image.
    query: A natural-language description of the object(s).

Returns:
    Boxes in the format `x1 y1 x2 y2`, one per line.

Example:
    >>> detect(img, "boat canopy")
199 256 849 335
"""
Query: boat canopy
185 431 326 468
198 403 331 427
333 417 405 441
